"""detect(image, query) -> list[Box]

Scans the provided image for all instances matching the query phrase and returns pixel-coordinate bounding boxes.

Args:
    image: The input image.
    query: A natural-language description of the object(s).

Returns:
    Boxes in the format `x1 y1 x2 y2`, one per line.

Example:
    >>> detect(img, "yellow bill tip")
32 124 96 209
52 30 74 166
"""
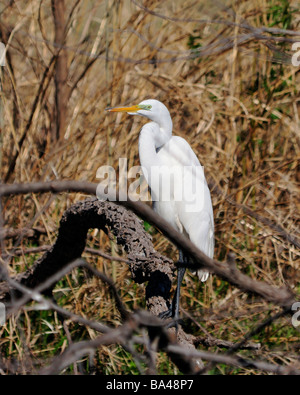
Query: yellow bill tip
105 104 140 113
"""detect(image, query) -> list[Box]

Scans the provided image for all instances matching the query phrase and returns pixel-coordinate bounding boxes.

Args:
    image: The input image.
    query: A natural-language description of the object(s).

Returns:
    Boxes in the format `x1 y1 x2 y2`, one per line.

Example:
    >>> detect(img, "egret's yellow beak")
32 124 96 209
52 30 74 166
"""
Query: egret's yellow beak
105 104 140 113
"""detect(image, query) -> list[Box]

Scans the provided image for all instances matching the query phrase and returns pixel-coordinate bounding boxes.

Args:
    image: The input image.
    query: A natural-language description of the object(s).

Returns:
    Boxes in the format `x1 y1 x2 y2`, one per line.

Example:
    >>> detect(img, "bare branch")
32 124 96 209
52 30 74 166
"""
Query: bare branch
51 0 69 141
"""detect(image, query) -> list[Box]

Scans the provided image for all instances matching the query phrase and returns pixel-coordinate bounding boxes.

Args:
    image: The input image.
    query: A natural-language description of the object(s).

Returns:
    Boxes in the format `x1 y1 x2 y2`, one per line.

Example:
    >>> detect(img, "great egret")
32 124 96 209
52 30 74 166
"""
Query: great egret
106 99 214 323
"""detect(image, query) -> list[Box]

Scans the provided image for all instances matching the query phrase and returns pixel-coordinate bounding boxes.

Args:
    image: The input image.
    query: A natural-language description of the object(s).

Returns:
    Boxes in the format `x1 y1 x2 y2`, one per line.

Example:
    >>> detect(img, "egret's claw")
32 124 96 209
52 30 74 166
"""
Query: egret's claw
158 308 173 319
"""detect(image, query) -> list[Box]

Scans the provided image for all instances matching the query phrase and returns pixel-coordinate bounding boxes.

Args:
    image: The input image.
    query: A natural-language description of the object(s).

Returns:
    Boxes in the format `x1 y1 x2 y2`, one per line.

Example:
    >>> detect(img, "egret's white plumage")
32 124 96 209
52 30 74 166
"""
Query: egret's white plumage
107 99 214 319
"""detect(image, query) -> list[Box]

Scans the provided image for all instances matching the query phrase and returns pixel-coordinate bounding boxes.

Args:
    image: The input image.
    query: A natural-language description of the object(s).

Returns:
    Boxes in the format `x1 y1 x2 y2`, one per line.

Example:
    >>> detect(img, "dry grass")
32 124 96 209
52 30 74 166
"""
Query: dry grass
0 0 299 374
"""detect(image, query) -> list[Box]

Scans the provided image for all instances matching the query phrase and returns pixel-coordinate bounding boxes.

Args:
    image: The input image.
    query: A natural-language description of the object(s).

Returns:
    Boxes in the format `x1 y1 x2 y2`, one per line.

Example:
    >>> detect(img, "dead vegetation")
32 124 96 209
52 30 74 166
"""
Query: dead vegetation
0 0 299 375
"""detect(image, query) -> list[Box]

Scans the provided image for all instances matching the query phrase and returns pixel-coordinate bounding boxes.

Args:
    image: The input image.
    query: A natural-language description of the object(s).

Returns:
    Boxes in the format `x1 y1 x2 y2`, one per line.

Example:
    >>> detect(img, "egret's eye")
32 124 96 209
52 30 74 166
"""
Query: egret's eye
139 104 152 111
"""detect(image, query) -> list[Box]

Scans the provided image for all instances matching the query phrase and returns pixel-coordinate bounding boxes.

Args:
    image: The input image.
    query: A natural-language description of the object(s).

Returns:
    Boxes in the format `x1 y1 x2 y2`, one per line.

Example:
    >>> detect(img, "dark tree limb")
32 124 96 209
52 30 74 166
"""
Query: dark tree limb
0 198 175 312
0 197 200 369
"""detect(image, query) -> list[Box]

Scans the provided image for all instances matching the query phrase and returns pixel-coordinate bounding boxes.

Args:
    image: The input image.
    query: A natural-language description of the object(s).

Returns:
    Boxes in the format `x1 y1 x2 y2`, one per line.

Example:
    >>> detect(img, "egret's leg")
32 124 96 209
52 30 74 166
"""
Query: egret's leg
159 250 186 322
172 264 186 321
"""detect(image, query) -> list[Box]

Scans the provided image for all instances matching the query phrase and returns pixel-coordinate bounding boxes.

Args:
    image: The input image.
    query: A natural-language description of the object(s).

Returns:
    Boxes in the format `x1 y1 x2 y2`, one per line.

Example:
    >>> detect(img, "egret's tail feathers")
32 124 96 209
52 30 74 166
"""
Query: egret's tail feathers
180 251 209 282
197 270 209 282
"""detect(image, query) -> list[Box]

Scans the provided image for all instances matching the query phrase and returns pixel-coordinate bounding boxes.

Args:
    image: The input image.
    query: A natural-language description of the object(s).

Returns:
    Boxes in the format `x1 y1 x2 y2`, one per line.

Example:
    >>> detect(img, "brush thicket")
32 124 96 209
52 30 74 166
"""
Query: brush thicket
0 0 299 374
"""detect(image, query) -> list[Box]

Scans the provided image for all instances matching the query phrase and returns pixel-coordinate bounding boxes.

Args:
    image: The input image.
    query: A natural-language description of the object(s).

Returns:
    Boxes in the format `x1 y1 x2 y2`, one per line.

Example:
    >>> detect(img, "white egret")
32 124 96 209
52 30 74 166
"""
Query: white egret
106 99 214 322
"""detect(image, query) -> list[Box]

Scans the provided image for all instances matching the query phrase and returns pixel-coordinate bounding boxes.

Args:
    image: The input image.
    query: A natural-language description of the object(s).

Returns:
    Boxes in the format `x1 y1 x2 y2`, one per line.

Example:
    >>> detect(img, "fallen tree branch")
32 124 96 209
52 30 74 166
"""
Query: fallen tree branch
0 181 296 310
0 195 200 369
0 198 175 316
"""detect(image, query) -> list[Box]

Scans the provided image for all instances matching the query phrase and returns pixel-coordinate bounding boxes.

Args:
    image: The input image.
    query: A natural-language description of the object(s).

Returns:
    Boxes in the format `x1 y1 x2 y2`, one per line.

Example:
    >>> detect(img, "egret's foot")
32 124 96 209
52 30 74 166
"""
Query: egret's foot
158 309 183 334
158 308 173 320
165 318 183 331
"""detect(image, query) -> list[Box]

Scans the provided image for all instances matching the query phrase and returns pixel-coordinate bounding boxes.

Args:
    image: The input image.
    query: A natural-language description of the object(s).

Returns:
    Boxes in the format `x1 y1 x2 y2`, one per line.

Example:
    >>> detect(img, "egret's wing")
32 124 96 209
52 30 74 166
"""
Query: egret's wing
188 211 214 282
160 135 213 220
158 136 202 168
157 136 214 280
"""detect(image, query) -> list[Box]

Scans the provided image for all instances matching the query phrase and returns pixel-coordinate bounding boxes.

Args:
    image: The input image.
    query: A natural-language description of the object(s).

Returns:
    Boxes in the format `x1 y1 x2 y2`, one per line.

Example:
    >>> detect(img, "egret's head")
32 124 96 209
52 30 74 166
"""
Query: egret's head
106 99 171 126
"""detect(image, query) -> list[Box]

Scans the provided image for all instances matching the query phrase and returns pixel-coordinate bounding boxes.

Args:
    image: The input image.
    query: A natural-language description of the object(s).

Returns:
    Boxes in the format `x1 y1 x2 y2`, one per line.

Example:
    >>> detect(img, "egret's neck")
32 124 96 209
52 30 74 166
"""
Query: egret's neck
138 121 171 172
138 119 172 201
